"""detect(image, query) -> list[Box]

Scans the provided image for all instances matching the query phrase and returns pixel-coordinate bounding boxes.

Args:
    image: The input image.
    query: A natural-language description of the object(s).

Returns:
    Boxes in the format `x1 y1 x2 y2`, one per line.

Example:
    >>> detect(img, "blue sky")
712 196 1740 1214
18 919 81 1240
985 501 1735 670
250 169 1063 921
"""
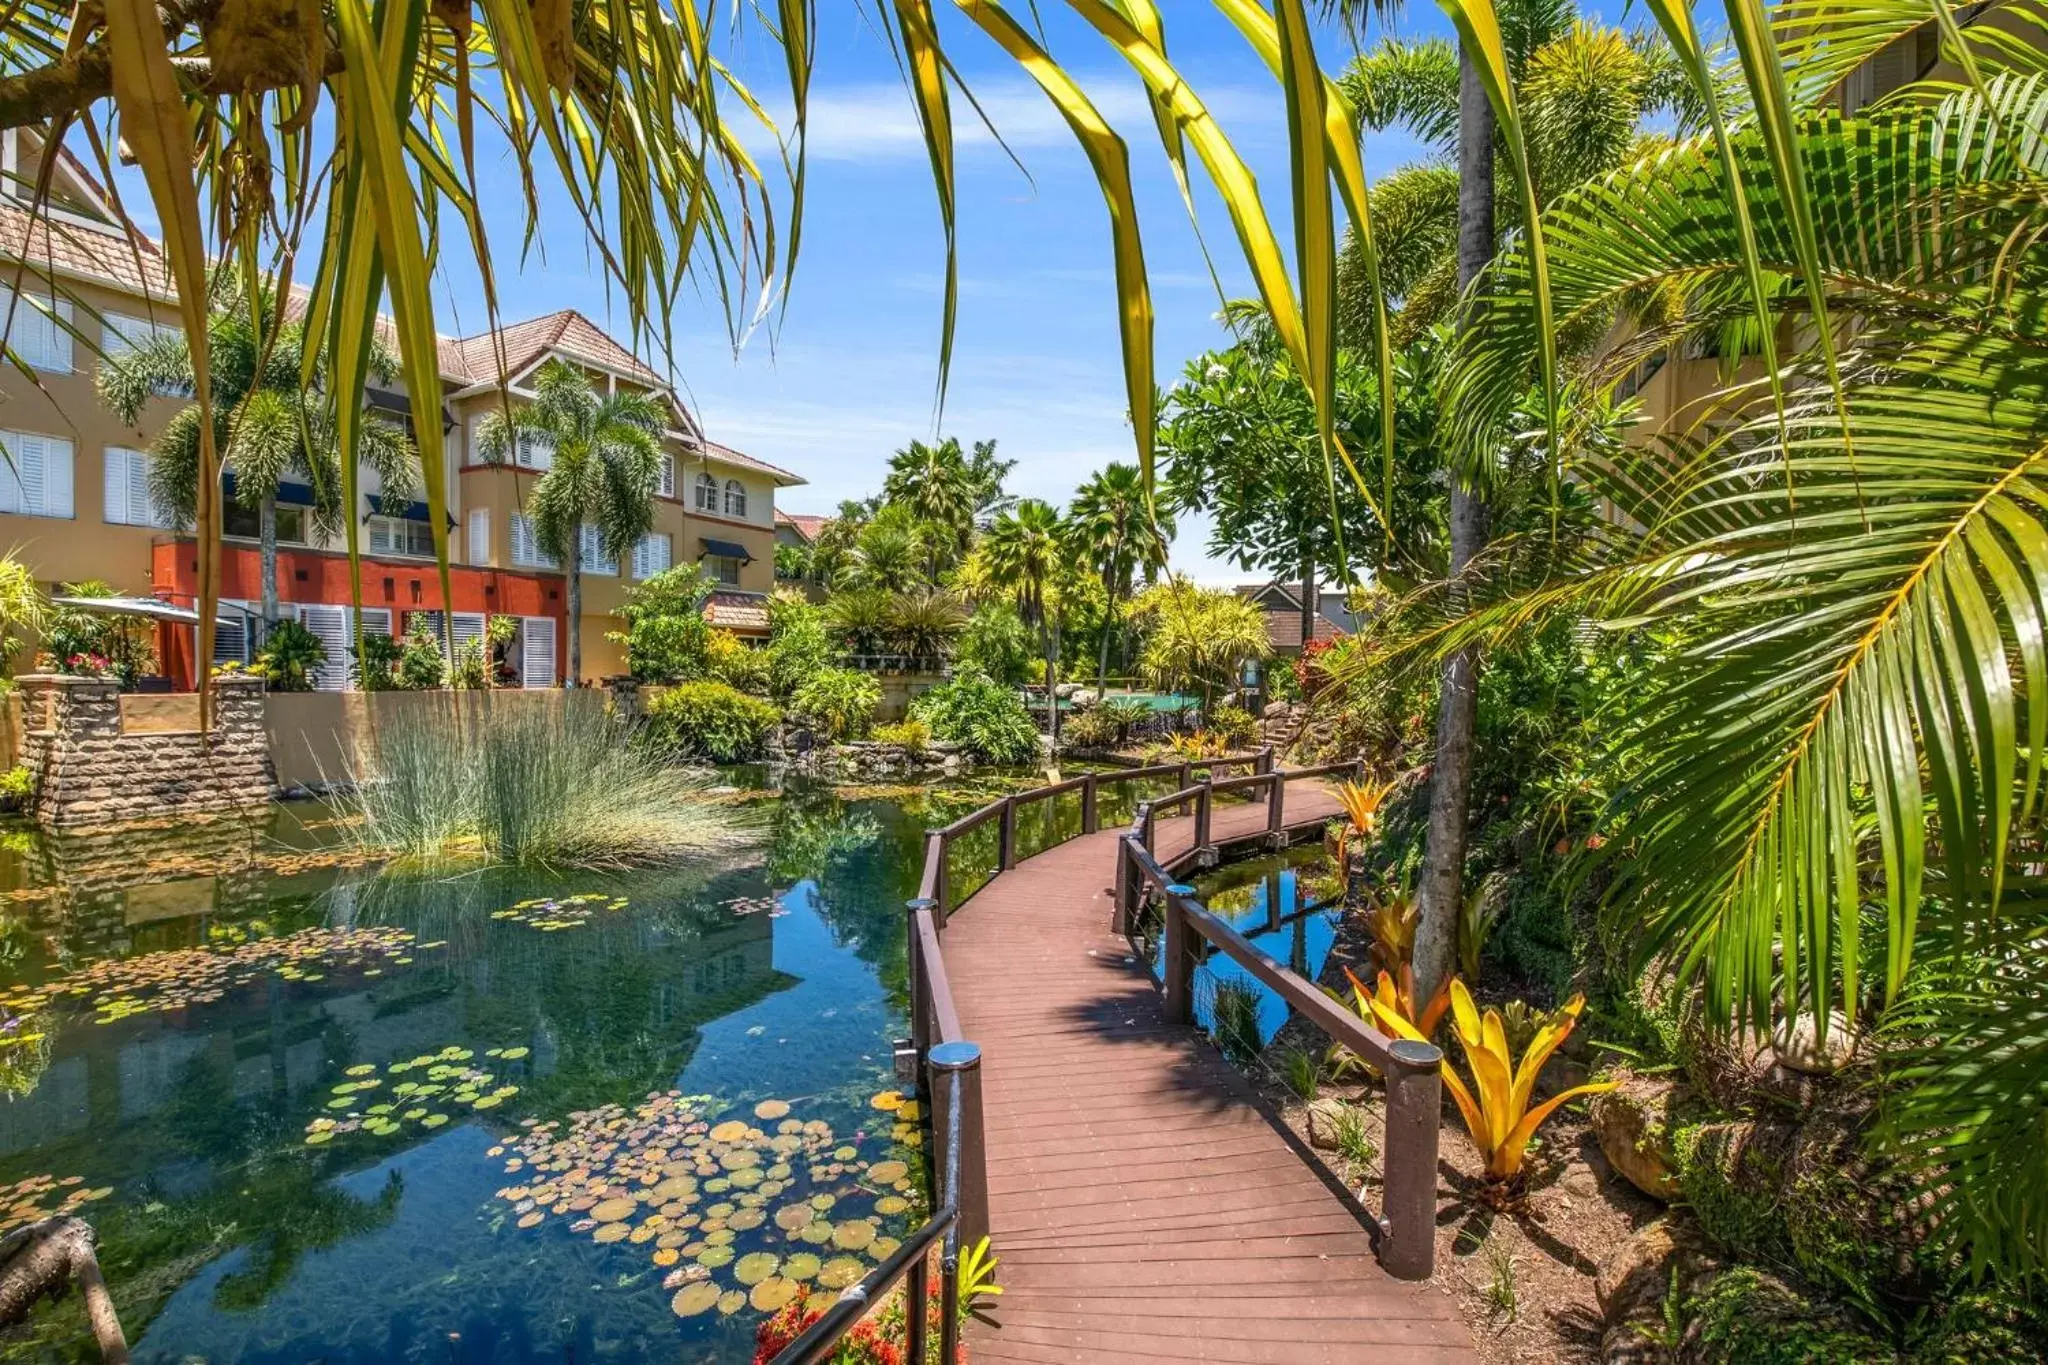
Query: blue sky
127 5 1457 580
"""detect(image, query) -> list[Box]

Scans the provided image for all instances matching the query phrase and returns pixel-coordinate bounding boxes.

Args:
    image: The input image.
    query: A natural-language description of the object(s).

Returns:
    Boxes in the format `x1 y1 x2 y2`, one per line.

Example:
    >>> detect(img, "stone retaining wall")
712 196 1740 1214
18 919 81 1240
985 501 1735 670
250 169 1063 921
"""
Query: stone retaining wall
17 674 274 829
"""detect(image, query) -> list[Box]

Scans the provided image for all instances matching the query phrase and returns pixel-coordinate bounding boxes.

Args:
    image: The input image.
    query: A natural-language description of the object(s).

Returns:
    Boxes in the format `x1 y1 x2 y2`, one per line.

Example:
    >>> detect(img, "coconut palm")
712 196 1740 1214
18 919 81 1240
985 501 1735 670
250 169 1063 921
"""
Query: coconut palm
476 360 664 685
97 273 418 629
980 499 1070 739
1069 462 1175 691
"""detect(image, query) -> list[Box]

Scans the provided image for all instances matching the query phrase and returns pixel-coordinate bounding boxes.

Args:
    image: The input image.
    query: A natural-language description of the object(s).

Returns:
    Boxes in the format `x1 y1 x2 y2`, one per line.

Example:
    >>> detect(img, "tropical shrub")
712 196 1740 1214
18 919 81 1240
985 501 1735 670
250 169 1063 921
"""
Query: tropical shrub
0 766 32 813
1206 702 1259 748
254 619 325 692
350 631 403 691
954 603 1034 685
870 719 931 753
823 588 893 657
789 667 881 741
1060 705 1120 750
44 580 152 685
0 558 44 674
706 629 773 695
888 586 968 663
1366 980 1616 1184
395 619 447 690
346 692 754 868
449 636 491 691
765 592 840 700
911 670 1039 765
643 680 781 762
609 565 714 683
1099 698 1151 746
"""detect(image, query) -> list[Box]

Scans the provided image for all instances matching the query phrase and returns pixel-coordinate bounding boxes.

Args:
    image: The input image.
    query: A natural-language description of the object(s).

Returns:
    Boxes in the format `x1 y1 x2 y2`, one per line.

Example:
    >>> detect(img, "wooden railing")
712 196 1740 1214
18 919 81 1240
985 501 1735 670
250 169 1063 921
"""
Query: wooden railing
783 749 1421 1361
1115 793 1446 1281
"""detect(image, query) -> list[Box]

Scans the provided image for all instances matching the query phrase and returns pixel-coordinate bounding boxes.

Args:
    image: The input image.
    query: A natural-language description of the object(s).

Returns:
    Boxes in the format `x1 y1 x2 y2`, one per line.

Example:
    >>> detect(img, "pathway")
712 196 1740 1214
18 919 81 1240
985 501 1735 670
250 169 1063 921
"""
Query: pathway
937 788 1475 1363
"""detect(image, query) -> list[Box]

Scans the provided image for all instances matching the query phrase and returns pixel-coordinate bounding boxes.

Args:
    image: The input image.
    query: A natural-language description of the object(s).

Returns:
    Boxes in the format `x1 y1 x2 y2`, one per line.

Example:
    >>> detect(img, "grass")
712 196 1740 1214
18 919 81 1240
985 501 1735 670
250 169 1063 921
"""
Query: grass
1331 1103 1377 1169
339 692 761 869
1482 1236 1521 1325
1279 1045 1320 1102
1208 977 1264 1065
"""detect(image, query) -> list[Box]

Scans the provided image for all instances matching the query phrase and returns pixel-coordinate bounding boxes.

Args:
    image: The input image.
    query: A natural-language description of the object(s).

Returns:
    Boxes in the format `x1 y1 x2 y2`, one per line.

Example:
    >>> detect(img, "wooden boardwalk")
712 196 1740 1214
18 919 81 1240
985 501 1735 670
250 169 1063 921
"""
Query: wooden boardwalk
938 789 1475 1363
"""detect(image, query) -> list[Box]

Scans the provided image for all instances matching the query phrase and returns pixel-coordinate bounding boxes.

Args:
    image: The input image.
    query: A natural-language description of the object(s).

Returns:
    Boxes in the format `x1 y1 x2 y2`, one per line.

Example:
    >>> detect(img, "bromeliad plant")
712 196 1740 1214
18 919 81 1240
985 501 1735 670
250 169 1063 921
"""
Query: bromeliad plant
1332 778 1395 888
1365 980 1616 1186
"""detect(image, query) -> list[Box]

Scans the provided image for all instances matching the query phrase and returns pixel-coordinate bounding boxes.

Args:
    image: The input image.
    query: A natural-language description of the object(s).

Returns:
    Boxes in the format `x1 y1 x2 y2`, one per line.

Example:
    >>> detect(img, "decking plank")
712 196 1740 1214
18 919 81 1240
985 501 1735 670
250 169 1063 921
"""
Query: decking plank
935 784 1474 1362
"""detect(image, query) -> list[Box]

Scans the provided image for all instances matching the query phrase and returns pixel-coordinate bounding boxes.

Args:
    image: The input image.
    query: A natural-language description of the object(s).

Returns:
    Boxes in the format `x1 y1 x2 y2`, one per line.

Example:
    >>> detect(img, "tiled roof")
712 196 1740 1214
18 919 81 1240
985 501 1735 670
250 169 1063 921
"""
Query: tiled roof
0 200 172 299
441 309 666 388
776 512 829 541
1265 608 1343 652
695 439 803 486
704 590 771 632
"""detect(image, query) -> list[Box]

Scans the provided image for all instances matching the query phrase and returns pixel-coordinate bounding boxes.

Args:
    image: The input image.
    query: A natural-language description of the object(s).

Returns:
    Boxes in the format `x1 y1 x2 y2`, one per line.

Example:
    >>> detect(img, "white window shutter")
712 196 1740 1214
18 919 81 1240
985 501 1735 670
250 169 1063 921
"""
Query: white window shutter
103 448 127 525
298 605 352 691
522 616 556 688
42 435 71 517
453 612 486 659
468 508 490 565
659 456 675 498
358 607 392 639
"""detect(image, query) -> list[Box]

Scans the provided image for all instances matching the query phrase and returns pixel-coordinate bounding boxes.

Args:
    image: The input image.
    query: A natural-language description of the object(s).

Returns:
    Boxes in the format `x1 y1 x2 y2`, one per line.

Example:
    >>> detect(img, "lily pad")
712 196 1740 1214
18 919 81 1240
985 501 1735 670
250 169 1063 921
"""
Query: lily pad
749 1277 799 1312
708 1120 749 1143
817 1256 867 1290
670 1283 721 1317
592 1223 630 1244
717 1290 747 1316
774 1203 814 1232
753 1099 791 1121
783 1252 822 1281
696 1244 735 1269
591 1198 638 1224
869 1090 904 1111
733 1252 780 1286
868 1161 909 1185
832 1220 875 1251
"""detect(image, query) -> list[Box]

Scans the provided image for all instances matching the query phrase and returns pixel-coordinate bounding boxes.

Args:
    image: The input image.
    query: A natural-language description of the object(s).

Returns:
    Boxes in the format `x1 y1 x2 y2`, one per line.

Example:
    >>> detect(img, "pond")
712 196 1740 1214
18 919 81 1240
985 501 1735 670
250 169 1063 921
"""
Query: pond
0 775 1025 1364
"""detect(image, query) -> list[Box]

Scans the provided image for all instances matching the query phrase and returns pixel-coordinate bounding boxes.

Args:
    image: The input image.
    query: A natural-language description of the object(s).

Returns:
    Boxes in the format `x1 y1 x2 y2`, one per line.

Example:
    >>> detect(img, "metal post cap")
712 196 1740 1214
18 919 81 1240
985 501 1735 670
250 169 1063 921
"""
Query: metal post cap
906 897 937 912
1166 884 1196 897
1388 1038 1442 1067
928 1040 983 1070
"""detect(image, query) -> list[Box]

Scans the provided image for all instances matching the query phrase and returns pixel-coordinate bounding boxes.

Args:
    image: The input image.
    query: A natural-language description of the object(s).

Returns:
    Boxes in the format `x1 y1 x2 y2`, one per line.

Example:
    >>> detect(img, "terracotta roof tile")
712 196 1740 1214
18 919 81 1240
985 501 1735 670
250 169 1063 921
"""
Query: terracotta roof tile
696 439 803 486
0 200 172 299
776 512 829 541
442 309 665 387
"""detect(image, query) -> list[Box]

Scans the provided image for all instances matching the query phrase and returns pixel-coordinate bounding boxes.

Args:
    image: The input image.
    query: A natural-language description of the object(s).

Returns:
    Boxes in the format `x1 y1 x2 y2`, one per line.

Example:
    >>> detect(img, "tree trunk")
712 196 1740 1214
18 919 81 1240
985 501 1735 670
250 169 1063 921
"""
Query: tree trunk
1412 45 1497 1008
258 494 279 631
1044 616 1060 746
1299 555 1315 666
1097 583 1114 695
565 526 582 688
0 1218 129 1364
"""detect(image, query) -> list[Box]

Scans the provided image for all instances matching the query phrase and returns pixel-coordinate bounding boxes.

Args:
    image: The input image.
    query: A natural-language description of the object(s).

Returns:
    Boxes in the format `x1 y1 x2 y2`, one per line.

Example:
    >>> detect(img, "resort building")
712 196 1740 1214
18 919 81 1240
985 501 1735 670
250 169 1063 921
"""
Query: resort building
0 128 801 689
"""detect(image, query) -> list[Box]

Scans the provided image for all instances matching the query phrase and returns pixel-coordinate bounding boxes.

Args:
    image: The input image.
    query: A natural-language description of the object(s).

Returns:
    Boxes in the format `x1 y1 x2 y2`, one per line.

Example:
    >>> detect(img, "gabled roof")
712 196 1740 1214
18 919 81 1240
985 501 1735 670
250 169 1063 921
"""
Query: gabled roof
440 309 666 388
693 439 804 487
776 512 829 542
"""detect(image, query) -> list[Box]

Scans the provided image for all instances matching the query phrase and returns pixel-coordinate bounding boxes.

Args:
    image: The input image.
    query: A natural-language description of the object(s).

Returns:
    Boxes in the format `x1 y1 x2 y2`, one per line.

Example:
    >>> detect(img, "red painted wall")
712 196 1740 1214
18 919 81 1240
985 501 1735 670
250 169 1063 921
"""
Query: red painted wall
150 541 569 688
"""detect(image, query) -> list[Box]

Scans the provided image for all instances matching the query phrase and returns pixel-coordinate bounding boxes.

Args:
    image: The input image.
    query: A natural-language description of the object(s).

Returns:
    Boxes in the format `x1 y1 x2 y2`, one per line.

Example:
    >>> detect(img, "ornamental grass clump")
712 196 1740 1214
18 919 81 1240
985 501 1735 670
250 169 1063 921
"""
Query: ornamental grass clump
343 693 757 870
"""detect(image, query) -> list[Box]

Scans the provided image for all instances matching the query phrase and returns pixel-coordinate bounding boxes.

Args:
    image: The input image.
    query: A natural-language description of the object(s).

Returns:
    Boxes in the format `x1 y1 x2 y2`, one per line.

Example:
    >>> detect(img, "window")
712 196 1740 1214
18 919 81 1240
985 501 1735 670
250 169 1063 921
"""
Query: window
694 472 718 512
658 455 676 499
632 532 672 580
521 616 557 688
467 508 491 565
511 513 559 568
367 514 436 557
516 432 553 470
723 479 747 519
706 553 743 587
0 288 69 373
578 523 618 576
100 314 180 364
103 447 170 527
0 431 74 519
223 500 309 545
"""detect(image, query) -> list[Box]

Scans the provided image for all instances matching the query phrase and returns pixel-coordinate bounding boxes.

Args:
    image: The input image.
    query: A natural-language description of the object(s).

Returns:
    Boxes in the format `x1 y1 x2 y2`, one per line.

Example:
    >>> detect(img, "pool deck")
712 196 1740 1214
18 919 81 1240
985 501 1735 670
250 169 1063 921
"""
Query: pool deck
937 787 1476 1363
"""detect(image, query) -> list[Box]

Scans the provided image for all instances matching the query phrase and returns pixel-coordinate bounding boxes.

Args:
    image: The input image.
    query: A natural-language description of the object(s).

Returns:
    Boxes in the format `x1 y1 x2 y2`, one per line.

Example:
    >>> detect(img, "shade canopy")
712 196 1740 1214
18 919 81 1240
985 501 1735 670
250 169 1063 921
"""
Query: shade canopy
49 595 245 626
698 537 752 562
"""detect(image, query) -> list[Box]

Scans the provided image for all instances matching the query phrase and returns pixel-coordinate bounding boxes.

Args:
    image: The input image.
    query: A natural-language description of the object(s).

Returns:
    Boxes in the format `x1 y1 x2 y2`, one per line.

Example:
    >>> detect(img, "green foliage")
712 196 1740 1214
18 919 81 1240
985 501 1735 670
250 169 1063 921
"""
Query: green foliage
706 629 773 695
345 692 755 868
1278 1046 1319 1102
954 604 1034 686
43 580 152 684
395 619 447 690
1206 702 1259 748
254 619 326 692
773 541 813 583
349 631 403 691
1329 1103 1377 1169
765 592 841 700
610 565 715 683
911 671 1039 766
0 765 31 813
449 637 491 691
643 681 782 762
790 668 882 741
1060 706 1121 750
870 719 931 753
1130 578 1270 706
0 557 44 673
1208 978 1262 1065
1685 1267 1893 1365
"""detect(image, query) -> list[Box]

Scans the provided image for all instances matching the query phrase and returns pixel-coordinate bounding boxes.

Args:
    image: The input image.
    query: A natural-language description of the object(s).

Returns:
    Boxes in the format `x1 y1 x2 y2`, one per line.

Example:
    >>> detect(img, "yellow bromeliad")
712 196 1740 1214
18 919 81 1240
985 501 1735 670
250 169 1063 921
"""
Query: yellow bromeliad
1363 980 1618 1183
1344 966 1451 1041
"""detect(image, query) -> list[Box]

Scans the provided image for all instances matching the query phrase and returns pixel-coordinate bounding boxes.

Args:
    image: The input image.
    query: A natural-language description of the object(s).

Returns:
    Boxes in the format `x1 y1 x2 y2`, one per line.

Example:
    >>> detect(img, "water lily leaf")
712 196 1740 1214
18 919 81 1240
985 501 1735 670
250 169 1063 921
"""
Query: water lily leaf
874 1196 909 1216
749 1276 799 1312
670 1282 721 1317
733 1251 780 1286
696 1245 735 1269
592 1222 630 1244
753 1099 791 1120
501 1046 530 1060
832 1220 875 1251
868 1236 900 1261
517 1211 544 1229
817 1256 866 1289
708 1120 749 1143
591 1198 637 1223
345 1064 376 1077
421 1114 450 1129
783 1252 822 1281
869 1091 903 1111
775 1203 814 1232
717 1290 747 1316
653 1247 679 1266
728 1207 766 1231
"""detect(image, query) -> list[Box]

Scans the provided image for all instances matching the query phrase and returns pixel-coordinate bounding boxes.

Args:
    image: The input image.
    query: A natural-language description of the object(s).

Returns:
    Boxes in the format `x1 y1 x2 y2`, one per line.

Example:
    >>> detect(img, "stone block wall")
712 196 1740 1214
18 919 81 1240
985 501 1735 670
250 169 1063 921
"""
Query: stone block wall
17 675 275 829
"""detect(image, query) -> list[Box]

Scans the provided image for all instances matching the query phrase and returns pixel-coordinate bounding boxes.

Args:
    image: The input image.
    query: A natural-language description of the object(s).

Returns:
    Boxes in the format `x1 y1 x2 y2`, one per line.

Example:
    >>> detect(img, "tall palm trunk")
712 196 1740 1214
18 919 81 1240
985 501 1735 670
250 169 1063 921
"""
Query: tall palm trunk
1097 580 1115 695
1299 555 1315 666
564 525 583 688
1413 48 1497 1006
258 494 280 629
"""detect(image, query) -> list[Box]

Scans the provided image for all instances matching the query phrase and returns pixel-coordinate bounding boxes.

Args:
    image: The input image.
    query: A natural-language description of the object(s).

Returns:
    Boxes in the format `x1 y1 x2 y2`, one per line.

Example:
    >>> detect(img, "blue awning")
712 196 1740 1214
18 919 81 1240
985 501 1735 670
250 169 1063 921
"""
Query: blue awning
699 537 753 562
222 473 317 507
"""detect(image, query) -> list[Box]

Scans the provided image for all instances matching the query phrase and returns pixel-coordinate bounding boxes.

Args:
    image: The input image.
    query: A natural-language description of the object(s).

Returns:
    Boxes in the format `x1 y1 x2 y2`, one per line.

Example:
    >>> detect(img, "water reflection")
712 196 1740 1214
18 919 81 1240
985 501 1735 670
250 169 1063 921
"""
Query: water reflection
0 777 983 1363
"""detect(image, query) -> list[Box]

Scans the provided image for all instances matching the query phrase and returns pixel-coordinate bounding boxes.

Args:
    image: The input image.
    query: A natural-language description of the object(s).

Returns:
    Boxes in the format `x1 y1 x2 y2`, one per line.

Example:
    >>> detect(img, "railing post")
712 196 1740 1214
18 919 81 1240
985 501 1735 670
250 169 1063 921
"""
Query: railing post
1162 883 1196 1026
1113 832 1133 934
1178 760 1192 792
997 797 1016 872
930 1040 988 1251
1267 772 1287 847
1380 1039 1443 1281
1255 744 1274 776
1081 773 1098 833
928 832 950 929
905 898 935 1066
1194 782 1214 866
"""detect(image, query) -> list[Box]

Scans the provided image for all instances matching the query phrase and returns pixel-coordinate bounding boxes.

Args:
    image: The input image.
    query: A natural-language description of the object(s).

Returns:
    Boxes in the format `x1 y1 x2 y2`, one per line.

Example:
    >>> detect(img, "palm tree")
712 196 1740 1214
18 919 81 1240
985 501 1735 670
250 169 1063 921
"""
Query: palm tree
1130 578 1271 712
981 499 1069 740
837 506 930 595
888 586 970 666
1069 463 1175 692
97 274 418 630
476 360 664 686
883 438 978 571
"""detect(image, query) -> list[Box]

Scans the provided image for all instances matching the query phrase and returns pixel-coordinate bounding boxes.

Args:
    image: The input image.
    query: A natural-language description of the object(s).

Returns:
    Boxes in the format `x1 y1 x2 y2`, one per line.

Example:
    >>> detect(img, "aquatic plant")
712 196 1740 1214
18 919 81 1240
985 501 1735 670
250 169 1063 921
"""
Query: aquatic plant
1208 977 1264 1065
304 1045 525 1145
489 892 629 932
1279 1045 1320 1102
344 693 758 869
1365 980 1617 1185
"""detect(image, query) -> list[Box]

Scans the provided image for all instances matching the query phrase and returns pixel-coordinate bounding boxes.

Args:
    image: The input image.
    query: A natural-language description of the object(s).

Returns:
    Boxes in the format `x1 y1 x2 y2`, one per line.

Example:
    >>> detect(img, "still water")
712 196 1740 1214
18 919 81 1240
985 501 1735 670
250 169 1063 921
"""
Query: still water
1172 845 1344 1052
0 776 1018 1364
